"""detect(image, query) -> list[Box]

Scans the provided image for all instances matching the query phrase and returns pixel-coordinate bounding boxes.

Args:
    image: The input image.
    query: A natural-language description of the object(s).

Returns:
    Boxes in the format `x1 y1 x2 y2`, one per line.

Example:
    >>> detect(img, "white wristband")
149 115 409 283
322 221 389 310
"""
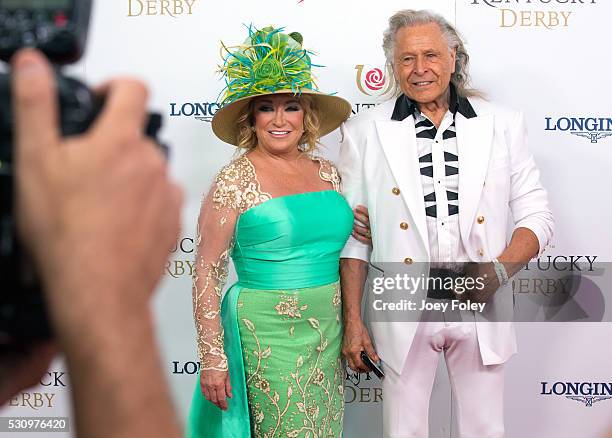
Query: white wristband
492 258 509 287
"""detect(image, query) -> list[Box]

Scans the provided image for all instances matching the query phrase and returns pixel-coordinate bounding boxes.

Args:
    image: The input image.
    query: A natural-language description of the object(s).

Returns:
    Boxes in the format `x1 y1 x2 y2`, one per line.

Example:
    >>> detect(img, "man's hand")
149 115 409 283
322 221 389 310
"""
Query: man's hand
458 228 540 303
342 318 379 373
352 205 372 245
12 49 182 325
458 262 499 303
200 370 232 411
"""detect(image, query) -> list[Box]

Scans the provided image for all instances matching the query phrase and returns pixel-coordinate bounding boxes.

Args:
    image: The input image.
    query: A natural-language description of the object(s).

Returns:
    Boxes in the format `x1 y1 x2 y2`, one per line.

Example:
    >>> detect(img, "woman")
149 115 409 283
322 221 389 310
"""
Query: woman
187 26 353 437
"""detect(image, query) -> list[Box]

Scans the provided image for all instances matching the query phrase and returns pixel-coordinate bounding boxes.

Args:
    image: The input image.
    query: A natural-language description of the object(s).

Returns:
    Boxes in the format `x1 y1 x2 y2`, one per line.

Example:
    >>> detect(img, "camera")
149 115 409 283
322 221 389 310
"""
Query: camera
0 0 165 350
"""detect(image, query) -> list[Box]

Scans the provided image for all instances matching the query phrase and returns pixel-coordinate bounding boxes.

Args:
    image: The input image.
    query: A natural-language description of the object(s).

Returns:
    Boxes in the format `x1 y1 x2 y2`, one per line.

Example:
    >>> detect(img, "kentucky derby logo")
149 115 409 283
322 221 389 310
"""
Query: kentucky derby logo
127 0 197 17
541 381 612 407
344 366 382 404
545 117 612 143
345 368 370 386
355 64 394 97
469 0 596 7
165 236 195 278
468 0 597 29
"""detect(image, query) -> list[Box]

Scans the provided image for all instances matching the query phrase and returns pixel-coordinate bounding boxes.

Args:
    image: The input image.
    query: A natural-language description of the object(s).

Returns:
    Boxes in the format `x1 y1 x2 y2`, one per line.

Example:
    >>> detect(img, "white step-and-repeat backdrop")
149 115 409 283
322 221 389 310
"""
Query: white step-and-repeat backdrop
2 0 612 437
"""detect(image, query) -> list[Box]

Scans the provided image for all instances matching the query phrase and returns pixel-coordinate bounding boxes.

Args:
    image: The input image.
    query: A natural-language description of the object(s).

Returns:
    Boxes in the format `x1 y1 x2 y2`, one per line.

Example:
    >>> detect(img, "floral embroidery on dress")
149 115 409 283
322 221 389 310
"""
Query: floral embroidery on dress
313 156 342 193
192 240 231 370
213 155 272 220
192 155 272 371
239 288 344 438
332 282 341 324
275 296 308 319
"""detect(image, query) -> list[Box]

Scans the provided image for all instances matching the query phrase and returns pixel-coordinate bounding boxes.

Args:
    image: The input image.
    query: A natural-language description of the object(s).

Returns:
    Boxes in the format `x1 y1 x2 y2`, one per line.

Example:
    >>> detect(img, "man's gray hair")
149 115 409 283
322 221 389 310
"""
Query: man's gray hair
382 9 481 98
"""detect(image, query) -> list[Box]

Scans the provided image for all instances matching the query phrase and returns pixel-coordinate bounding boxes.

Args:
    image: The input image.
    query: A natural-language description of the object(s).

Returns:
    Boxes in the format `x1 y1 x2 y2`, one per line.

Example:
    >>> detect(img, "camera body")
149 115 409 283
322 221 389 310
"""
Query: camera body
0 0 165 349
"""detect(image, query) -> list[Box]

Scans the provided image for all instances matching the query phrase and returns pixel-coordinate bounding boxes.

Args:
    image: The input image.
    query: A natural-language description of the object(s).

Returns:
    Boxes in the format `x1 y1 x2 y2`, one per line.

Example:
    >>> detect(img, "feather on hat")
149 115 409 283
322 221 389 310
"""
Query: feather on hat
211 25 351 146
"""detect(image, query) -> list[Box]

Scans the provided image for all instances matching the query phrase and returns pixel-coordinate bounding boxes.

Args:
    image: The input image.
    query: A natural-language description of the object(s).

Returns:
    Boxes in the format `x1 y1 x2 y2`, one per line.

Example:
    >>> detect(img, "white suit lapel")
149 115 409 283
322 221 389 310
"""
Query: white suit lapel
456 111 494 240
375 118 429 257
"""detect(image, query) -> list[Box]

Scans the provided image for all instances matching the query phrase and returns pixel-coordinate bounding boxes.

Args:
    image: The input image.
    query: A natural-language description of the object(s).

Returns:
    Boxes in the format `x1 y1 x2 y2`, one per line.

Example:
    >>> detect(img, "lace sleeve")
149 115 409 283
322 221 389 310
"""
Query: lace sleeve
192 156 271 371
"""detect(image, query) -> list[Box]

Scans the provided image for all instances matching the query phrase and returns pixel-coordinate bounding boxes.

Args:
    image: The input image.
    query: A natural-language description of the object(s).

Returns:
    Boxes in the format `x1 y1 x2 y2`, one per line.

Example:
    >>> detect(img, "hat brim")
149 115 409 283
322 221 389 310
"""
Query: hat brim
211 89 352 147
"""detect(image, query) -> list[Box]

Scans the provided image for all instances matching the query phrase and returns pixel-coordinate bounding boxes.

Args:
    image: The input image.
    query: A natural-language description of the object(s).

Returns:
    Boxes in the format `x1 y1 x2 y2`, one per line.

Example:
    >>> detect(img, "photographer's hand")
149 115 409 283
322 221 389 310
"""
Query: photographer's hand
11 49 182 438
0 343 56 403
14 50 181 308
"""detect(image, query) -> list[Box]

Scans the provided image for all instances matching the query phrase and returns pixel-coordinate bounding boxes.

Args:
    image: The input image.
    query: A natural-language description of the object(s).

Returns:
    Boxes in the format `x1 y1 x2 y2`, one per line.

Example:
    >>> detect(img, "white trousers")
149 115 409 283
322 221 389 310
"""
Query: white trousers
382 314 506 438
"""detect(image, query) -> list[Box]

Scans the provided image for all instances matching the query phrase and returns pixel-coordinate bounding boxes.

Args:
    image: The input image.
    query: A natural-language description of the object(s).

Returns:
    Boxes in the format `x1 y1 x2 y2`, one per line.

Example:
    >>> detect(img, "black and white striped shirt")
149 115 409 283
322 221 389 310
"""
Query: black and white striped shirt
392 85 477 269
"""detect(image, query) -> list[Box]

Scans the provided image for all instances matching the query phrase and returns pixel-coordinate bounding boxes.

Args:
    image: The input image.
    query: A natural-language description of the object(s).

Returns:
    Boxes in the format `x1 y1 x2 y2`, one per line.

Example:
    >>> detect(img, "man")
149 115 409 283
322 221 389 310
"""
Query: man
1 49 182 438
339 10 554 438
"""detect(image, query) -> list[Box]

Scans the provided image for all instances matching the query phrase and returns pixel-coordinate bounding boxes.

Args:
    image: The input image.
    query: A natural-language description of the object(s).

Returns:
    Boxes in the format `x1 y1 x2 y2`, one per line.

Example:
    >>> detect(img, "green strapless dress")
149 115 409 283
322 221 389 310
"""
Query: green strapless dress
187 190 353 438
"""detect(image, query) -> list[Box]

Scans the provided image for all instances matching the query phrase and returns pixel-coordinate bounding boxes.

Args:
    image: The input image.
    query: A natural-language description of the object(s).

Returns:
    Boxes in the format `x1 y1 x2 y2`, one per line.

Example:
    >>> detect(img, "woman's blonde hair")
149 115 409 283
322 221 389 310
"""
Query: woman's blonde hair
235 94 321 153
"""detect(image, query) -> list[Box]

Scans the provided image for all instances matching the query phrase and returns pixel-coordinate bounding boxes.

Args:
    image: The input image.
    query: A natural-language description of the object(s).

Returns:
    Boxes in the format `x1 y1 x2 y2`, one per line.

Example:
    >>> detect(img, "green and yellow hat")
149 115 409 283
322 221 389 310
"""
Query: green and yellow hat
211 25 351 146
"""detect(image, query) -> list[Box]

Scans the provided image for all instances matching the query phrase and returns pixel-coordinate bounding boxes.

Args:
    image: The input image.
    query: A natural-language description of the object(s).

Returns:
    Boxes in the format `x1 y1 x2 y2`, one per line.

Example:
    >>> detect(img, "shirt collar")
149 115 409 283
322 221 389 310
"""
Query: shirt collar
391 83 477 121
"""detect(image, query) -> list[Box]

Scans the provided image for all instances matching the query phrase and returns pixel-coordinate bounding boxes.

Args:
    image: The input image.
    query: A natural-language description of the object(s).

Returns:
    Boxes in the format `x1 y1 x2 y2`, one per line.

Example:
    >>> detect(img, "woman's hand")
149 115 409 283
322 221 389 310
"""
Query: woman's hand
352 205 372 246
200 369 232 410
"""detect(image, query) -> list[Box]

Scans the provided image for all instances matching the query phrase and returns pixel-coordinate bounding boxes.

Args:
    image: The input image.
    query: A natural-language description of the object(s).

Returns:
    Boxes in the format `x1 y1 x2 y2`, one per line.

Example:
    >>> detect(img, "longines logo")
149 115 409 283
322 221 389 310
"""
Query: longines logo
169 101 220 123
173 361 201 375
127 0 197 17
468 0 597 29
541 381 612 407
545 117 612 143
355 64 393 97
344 368 382 404
166 237 195 278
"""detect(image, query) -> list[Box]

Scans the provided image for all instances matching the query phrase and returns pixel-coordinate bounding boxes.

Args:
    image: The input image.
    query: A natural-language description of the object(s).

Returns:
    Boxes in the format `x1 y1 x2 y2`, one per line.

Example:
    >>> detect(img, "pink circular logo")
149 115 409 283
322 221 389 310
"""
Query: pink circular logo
365 68 385 91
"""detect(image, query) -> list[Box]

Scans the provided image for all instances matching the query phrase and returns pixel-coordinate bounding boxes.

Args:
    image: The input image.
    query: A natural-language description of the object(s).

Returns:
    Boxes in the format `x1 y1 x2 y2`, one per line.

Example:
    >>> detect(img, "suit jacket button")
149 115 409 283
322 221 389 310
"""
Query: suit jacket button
478 249 484 257
404 257 413 265
392 187 400 195
477 215 485 224
400 222 409 230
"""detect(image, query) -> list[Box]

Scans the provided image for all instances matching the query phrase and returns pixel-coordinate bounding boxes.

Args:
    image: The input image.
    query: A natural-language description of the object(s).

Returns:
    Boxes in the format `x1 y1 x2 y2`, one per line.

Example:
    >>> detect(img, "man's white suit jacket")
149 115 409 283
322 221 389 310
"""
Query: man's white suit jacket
337 95 554 375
